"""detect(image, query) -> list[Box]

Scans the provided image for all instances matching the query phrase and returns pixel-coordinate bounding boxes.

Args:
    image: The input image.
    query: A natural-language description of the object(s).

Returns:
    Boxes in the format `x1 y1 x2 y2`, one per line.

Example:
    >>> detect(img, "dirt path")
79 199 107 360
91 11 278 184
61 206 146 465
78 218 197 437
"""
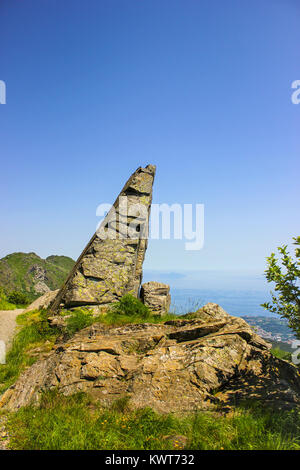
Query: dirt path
0 309 24 450
0 417 9 450
0 309 24 350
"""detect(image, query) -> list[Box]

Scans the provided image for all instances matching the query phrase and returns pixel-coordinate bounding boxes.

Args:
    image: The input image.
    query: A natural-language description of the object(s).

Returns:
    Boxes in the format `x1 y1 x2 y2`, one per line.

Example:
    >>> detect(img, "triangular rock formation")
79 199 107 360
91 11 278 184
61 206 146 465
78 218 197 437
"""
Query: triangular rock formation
50 165 156 313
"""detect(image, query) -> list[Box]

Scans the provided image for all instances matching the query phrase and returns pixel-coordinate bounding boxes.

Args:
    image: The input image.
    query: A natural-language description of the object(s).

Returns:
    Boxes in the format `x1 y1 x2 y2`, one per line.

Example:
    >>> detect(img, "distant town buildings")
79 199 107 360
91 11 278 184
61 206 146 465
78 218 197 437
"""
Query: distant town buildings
242 316 296 345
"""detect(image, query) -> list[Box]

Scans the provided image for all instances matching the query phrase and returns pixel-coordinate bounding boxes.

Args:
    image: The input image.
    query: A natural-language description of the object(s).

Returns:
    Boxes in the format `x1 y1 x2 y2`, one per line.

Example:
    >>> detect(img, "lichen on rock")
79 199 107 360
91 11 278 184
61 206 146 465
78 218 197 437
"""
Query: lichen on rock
50 165 156 313
2 303 300 413
140 282 171 316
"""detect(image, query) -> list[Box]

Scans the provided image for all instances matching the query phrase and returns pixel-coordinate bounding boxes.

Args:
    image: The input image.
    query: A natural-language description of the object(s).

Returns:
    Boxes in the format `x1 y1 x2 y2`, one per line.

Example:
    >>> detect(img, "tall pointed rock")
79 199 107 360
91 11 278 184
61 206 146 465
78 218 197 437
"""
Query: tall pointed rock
50 165 156 313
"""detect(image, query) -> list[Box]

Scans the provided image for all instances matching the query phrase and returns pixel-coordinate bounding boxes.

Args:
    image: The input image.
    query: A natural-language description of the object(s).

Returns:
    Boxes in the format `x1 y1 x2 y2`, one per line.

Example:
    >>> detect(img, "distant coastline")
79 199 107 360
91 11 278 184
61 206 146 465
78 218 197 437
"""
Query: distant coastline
169 287 272 317
169 287 296 347
143 269 272 317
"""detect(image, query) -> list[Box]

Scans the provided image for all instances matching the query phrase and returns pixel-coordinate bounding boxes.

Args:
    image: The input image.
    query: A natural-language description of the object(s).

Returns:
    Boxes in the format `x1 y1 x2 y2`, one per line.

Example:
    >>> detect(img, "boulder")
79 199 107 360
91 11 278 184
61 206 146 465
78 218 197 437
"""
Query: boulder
23 290 59 313
50 165 156 313
140 282 171 316
2 303 300 413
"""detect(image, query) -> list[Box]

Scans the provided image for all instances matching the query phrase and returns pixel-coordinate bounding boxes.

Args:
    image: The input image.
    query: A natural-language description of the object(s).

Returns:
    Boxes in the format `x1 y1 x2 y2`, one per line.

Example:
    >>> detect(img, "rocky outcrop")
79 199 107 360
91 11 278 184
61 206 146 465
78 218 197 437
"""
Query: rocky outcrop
140 282 171 316
28 265 50 294
23 290 59 313
2 304 300 413
0 252 75 298
50 165 156 313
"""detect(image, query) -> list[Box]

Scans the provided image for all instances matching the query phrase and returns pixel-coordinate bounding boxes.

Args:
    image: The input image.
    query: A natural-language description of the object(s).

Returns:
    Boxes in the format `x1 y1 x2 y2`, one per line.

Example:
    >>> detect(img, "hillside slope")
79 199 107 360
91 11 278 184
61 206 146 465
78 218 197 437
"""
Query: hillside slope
0 252 75 300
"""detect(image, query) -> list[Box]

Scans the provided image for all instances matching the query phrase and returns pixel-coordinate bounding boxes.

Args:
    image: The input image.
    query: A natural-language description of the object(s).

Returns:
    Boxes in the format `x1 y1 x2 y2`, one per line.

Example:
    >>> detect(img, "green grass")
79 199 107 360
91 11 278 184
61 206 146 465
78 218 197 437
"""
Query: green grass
3 295 300 450
0 298 17 310
0 287 18 310
0 310 60 394
103 294 178 324
0 287 30 310
63 295 178 334
64 308 95 336
5 390 300 450
0 299 177 394
109 293 151 319
271 347 292 362
94 309 178 327
59 306 178 341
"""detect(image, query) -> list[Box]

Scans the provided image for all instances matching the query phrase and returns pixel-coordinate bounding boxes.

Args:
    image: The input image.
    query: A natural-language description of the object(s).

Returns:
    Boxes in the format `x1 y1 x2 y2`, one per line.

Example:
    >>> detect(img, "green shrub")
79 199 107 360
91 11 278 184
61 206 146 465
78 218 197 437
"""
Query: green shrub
7 291 30 306
0 287 16 310
262 236 300 339
109 294 151 319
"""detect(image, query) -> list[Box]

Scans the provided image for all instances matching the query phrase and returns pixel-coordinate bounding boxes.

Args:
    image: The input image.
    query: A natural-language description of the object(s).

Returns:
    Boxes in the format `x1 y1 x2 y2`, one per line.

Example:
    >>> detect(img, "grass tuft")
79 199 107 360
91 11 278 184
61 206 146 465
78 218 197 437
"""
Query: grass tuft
271 347 292 362
4 390 300 450
65 309 94 336
109 294 151 319
0 310 60 393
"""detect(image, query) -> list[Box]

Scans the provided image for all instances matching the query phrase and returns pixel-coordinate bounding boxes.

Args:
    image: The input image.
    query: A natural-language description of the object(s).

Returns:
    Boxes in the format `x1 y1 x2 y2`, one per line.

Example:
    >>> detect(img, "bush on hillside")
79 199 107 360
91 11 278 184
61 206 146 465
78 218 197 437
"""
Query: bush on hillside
262 236 300 339
0 287 17 310
7 290 30 306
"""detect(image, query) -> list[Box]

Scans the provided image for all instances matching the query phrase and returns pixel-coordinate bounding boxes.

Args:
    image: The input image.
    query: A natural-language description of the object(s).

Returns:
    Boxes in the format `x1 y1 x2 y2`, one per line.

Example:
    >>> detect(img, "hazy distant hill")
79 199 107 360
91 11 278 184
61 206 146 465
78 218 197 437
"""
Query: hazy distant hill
0 252 75 300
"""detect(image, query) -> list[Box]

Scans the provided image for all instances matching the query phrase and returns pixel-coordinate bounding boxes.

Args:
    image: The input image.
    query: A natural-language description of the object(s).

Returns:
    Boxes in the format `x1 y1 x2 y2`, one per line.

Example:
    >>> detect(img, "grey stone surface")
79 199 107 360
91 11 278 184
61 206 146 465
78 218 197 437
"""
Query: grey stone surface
140 281 171 316
50 165 156 312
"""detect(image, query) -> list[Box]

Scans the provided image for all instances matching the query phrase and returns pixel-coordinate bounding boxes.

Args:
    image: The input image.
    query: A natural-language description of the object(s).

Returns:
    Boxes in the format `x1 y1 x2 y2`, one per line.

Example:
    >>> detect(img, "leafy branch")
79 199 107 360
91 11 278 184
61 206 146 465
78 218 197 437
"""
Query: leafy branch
262 236 300 339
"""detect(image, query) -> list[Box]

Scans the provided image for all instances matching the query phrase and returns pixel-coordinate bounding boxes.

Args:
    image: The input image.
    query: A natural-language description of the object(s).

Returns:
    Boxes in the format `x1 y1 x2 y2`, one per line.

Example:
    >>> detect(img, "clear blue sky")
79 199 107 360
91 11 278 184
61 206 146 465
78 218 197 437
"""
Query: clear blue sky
0 0 299 274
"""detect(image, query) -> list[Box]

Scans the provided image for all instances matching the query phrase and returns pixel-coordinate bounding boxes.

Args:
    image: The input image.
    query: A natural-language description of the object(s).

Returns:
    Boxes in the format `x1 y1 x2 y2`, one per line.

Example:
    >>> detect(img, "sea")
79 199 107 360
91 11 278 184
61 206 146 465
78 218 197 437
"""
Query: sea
170 288 275 317
143 270 276 318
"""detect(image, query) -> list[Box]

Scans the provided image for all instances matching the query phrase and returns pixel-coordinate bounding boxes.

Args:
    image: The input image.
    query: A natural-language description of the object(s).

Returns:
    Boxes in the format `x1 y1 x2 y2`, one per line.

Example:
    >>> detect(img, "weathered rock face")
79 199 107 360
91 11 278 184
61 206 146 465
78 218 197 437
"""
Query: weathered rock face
2 303 300 413
140 282 171 316
23 290 59 313
50 165 156 313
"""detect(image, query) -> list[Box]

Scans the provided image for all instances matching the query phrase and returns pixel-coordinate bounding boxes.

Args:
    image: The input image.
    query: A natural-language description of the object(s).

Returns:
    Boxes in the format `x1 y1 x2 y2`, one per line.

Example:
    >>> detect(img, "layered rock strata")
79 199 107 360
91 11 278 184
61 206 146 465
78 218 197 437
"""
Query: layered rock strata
2 304 300 413
50 165 156 312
